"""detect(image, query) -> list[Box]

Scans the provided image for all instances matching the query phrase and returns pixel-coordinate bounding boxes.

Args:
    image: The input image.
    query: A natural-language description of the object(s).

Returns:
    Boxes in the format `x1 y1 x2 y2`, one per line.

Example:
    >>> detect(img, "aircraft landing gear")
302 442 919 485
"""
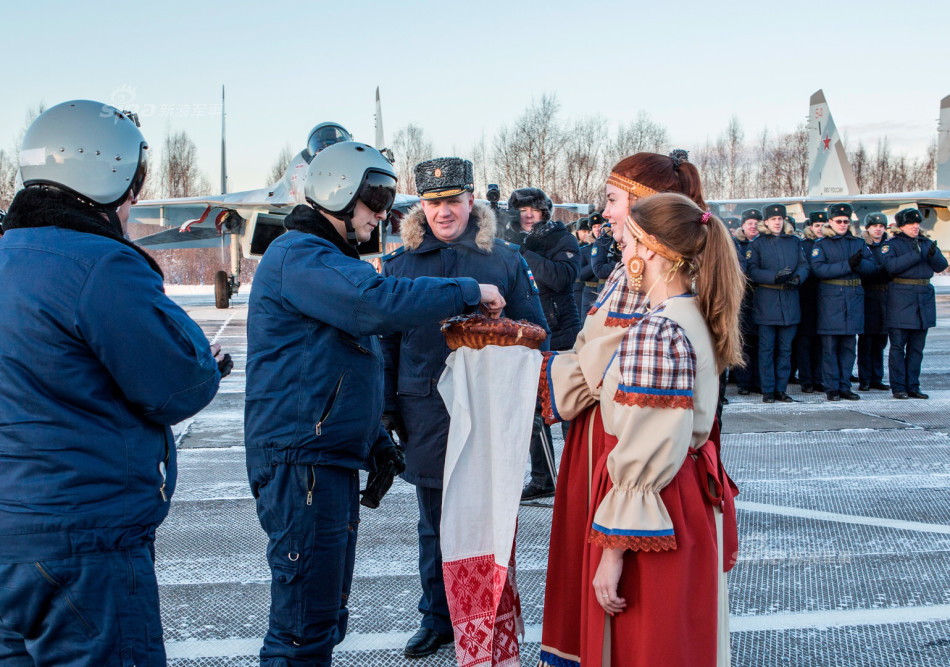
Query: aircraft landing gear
214 270 238 309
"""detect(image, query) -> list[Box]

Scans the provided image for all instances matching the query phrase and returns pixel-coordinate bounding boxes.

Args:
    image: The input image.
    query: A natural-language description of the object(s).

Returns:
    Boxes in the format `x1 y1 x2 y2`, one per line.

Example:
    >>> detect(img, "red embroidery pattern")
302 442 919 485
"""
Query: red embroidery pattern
538 352 556 425
444 555 521 666
613 389 693 409
588 529 677 552
604 315 633 327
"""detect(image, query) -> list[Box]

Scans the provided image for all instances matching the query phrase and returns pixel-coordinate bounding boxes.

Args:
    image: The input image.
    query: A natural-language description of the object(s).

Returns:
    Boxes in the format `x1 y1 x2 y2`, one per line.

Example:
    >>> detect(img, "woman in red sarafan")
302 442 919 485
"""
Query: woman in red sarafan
537 154 744 667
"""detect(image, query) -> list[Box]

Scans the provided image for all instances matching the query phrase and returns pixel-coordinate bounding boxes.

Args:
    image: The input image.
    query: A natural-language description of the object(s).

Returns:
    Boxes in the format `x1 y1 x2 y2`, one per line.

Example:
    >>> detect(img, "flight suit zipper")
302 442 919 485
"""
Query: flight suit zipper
315 373 346 436
159 431 171 501
307 465 315 506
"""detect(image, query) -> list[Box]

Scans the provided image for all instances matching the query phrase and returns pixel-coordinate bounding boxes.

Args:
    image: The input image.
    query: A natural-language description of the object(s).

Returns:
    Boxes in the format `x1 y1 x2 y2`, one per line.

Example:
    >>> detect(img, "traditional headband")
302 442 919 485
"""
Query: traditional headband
624 216 684 263
607 172 659 199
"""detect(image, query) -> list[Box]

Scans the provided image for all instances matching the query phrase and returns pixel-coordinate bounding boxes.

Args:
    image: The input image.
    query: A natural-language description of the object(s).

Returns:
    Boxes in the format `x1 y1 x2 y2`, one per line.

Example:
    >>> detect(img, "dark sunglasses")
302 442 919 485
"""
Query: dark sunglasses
357 171 396 214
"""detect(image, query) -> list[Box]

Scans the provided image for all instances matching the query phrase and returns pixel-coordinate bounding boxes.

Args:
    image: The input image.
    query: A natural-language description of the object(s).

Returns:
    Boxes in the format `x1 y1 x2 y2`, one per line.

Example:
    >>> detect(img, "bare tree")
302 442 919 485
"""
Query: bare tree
267 145 295 185
158 130 211 198
492 94 564 193
611 111 669 166
561 116 609 204
0 150 17 209
392 124 435 194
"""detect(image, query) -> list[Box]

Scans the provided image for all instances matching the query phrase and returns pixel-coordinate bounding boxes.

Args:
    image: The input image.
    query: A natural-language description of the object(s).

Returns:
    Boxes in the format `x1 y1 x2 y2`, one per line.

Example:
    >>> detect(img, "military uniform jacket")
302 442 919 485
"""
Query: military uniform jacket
520 220 582 350
882 232 949 330
734 230 757 336
380 203 548 488
591 233 617 280
798 228 821 335
746 225 808 326
861 236 890 335
811 227 876 335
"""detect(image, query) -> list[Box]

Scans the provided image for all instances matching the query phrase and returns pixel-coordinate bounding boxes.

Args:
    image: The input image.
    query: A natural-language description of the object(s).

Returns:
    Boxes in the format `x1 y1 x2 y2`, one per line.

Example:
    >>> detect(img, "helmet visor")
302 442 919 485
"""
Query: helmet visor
358 171 396 214
308 126 353 155
130 149 148 199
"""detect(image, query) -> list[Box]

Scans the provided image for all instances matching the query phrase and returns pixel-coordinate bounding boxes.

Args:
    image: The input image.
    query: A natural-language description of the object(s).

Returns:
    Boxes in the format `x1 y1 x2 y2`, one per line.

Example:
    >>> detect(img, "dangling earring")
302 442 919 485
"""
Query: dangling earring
626 239 645 292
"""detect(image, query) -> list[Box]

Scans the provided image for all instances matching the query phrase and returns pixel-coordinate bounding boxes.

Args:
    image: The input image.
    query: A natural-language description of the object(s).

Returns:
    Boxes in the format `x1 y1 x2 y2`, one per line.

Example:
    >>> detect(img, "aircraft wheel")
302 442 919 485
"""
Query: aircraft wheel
214 270 230 309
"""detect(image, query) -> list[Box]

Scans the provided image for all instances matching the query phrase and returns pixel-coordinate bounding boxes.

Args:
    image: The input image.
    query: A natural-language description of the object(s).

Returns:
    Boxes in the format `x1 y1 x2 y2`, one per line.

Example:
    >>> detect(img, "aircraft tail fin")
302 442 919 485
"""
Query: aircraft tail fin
937 94 950 190
807 89 859 197
220 85 228 195
375 87 385 150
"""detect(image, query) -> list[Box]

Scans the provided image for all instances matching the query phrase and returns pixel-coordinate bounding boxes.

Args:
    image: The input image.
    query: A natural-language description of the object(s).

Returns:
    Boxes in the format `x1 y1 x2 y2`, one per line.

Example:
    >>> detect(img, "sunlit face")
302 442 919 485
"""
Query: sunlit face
603 184 632 244
810 221 824 236
350 200 387 243
765 216 784 234
830 216 851 235
519 207 544 232
867 224 886 242
421 193 474 243
901 222 920 238
591 223 603 238
741 219 759 239
576 229 590 244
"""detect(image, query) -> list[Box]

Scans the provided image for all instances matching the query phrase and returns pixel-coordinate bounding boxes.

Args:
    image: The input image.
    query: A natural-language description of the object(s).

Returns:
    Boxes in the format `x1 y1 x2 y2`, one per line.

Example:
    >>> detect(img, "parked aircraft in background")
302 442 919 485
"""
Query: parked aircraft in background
710 90 950 255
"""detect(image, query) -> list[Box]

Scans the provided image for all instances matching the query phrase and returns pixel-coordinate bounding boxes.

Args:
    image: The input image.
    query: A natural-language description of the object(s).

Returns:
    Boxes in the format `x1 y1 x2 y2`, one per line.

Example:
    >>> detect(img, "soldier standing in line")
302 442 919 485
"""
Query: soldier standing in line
734 209 761 395
795 212 827 393
573 218 598 325
746 204 808 403
857 213 891 392
881 208 948 399
810 203 876 401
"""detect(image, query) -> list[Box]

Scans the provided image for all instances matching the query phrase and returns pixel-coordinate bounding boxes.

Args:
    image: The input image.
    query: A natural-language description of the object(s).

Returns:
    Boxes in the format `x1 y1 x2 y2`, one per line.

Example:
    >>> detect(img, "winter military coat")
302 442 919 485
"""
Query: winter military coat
590 232 617 280
516 220 581 350
746 221 808 326
381 204 548 488
735 229 758 337
245 206 481 471
798 226 821 336
574 241 597 318
0 188 221 562
861 233 890 335
810 225 876 335
882 232 949 330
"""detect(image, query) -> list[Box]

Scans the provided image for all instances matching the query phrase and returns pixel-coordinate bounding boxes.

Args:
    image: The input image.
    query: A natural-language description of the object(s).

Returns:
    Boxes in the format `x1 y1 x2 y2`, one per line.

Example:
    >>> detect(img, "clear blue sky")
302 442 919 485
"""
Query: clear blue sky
3 0 947 192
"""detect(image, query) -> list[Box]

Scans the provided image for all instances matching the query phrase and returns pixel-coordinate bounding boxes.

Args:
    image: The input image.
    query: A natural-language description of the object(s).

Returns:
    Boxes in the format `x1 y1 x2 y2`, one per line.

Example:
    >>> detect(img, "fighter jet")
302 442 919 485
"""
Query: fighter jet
709 90 950 252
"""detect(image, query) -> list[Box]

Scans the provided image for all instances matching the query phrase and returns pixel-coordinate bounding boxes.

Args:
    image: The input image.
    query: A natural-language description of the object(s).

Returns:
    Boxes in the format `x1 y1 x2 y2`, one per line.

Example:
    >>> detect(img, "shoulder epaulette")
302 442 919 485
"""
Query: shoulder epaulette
494 238 520 252
381 245 407 262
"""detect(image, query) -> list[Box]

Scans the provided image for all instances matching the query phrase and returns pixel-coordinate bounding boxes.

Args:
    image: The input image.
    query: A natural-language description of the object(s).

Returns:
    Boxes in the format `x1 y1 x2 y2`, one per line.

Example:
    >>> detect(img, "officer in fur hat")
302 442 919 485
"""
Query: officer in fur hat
573 218 599 325
746 204 808 402
733 208 762 394
811 203 876 400
857 213 891 392
881 208 948 399
380 158 547 657
794 211 827 393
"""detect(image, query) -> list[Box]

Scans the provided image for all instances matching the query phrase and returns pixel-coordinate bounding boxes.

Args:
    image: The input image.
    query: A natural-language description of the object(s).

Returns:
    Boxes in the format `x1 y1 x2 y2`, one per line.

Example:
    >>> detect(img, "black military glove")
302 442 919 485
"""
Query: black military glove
927 242 938 259
848 251 863 270
360 445 406 509
381 412 409 446
217 353 233 378
787 275 800 287
774 267 793 284
523 233 544 253
605 240 622 264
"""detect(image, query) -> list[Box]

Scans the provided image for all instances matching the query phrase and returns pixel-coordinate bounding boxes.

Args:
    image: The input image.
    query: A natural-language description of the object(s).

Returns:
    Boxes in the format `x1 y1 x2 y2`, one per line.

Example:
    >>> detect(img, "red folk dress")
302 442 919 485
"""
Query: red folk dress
537 267 739 667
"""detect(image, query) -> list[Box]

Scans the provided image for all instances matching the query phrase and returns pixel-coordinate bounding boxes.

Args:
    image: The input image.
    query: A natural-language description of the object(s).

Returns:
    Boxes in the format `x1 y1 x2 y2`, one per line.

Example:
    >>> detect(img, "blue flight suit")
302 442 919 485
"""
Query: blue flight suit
795 228 823 389
380 204 547 638
881 232 948 394
746 224 808 394
810 228 876 394
733 230 760 391
858 236 890 387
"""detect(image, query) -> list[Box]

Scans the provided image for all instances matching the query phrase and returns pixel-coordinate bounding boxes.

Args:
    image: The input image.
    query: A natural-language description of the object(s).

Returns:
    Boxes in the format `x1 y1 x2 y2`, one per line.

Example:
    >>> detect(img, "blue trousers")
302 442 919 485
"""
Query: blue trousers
822 335 857 393
858 333 888 384
415 485 452 635
0 544 164 667
888 328 928 393
794 333 823 387
758 324 797 393
249 463 359 667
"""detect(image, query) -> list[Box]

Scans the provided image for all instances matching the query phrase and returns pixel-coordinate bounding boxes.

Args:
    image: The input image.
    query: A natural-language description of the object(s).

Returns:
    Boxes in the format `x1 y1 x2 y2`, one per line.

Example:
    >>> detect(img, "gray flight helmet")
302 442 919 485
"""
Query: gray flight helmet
19 100 148 207
304 142 396 215
306 122 352 158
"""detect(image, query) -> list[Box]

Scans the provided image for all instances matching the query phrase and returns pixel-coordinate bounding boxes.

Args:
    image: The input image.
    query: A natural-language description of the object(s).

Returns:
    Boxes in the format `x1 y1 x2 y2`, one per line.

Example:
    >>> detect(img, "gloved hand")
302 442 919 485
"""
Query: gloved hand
381 412 409 446
774 267 794 284
360 445 406 509
523 233 544 253
217 354 233 378
848 251 863 270
787 275 801 287
927 242 938 259
606 240 622 264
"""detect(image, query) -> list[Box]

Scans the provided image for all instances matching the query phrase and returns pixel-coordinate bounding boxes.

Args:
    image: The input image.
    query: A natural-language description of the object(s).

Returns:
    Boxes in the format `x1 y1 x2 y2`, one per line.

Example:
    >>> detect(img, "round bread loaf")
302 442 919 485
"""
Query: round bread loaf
441 314 547 350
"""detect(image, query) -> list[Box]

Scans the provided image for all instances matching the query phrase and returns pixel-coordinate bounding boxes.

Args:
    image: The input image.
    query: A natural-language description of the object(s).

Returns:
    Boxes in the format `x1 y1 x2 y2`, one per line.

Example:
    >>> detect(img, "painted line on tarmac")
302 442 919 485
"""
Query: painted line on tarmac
737 500 950 534
165 606 950 658
209 312 237 345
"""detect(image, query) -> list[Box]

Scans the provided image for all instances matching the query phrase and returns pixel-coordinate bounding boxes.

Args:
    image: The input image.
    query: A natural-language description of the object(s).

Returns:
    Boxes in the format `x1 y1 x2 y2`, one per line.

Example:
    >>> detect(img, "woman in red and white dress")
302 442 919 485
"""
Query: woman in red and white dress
537 156 744 667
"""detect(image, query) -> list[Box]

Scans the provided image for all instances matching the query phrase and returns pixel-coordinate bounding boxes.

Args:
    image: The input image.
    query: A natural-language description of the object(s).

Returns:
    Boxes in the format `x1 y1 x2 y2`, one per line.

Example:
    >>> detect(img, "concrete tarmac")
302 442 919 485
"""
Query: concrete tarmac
159 291 950 666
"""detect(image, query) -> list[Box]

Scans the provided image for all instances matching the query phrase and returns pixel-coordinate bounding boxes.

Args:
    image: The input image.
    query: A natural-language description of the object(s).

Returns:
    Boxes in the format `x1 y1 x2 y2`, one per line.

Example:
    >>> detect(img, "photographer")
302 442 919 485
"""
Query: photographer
591 213 622 281
244 145 505 666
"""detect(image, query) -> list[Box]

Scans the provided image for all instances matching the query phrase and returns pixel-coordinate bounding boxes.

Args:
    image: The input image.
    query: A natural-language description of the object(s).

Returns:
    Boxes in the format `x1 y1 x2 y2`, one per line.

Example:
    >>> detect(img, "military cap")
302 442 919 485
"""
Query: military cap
827 203 853 219
590 212 605 226
722 216 741 229
808 211 828 224
895 208 923 227
576 217 591 231
763 204 787 219
864 213 887 227
741 208 763 222
414 157 474 199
